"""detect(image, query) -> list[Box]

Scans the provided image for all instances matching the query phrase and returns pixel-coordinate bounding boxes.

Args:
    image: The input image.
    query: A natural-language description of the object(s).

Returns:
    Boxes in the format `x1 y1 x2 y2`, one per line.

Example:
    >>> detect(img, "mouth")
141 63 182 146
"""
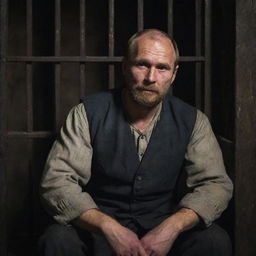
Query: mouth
137 88 158 95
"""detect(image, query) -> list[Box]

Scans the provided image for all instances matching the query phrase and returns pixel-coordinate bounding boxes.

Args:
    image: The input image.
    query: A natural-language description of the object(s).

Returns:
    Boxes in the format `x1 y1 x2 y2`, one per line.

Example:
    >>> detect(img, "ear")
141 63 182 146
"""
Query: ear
171 65 179 84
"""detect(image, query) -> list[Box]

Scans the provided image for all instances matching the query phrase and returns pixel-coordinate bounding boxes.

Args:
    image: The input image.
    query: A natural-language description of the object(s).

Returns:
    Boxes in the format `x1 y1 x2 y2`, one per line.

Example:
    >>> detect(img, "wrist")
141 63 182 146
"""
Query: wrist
172 208 200 233
99 215 120 236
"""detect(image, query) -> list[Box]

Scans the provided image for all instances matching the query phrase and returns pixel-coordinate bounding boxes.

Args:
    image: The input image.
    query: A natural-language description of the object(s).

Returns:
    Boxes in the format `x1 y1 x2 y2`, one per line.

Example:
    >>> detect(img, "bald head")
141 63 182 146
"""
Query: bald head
125 29 179 67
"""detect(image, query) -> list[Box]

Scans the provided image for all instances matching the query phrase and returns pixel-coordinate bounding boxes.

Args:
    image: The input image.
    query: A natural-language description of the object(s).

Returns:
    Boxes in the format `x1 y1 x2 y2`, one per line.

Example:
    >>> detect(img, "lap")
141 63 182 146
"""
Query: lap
38 223 114 256
39 222 232 256
169 223 232 256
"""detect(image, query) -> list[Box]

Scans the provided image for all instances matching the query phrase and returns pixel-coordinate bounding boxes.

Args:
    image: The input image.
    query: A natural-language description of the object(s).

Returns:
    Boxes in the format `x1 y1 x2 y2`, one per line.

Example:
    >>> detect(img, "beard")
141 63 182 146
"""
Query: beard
128 85 169 108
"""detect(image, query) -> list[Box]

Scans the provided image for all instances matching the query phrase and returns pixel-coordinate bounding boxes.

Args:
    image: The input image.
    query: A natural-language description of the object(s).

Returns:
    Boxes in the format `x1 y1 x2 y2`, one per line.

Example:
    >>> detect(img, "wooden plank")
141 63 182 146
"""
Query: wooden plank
0 0 7 255
195 0 202 109
108 0 115 89
80 0 86 96
235 0 256 255
167 0 173 36
204 0 212 118
54 0 61 131
137 0 144 31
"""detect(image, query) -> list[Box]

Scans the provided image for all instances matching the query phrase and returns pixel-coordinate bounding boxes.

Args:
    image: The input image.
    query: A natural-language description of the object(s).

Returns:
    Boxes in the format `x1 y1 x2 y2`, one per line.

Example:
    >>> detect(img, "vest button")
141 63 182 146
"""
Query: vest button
137 175 142 181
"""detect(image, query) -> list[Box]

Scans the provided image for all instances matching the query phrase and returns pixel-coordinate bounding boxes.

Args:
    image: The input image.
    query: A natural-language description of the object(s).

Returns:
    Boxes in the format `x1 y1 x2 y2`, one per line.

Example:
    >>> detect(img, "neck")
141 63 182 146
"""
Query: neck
123 89 161 132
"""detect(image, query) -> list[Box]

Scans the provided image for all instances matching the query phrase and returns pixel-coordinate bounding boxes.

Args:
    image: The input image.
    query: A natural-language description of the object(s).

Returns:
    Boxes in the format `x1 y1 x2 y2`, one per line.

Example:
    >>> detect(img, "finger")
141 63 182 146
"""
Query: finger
138 245 148 256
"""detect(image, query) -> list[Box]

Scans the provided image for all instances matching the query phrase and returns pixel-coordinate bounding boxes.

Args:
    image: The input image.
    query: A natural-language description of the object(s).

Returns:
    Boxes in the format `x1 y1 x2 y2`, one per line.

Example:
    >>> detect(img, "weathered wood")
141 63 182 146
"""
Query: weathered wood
0 0 7 255
235 0 256 255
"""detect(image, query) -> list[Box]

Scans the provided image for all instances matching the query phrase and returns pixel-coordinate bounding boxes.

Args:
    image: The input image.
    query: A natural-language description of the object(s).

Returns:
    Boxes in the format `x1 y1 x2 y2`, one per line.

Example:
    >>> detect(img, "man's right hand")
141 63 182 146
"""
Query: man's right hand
102 220 147 256
74 209 147 256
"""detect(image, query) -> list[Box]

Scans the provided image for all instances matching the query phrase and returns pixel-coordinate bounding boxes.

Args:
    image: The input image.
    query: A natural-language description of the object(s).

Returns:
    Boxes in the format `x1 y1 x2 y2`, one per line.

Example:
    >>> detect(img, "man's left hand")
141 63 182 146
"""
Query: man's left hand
140 208 200 256
140 220 178 256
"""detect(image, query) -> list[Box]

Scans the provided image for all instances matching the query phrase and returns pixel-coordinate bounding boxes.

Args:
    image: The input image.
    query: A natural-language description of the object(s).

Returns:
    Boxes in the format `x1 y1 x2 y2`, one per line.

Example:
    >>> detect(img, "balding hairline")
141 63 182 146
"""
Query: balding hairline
125 29 179 67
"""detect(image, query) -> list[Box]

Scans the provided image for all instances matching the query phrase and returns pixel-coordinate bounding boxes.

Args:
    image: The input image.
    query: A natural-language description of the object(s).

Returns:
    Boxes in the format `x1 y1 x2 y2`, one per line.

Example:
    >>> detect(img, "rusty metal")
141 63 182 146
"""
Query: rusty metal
80 0 86 96
204 0 212 118
137 0 144 31
0 0 8 254
167 0 174 36
108 0 115 89
195 0 202 109
54 0 61 131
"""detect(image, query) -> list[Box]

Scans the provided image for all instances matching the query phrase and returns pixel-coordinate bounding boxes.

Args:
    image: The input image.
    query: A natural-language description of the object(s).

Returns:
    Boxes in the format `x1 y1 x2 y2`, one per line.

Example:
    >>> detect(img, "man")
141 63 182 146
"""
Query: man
39 29 233 256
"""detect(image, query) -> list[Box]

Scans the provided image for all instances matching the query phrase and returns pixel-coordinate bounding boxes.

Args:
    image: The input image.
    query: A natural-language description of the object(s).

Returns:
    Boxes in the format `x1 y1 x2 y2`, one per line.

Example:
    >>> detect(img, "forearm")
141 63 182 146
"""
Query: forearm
72 208 121 235
166 208 200 234
74 209 147 255
140 208 199 255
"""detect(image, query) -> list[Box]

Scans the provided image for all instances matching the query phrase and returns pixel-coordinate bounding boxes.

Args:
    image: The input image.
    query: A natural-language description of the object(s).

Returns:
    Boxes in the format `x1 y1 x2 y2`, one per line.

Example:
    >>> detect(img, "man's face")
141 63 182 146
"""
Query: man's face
123 36 178 108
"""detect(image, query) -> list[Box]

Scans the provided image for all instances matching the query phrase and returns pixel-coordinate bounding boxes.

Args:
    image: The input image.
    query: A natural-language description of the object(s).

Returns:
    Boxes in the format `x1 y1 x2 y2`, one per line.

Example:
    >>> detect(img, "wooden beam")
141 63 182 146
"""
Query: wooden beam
0 0 7 255
235 0 256 255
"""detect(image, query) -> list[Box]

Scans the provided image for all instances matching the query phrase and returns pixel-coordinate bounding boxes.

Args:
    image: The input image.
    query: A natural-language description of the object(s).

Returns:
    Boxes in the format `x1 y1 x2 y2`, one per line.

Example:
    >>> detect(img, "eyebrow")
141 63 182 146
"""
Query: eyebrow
133 58 172 69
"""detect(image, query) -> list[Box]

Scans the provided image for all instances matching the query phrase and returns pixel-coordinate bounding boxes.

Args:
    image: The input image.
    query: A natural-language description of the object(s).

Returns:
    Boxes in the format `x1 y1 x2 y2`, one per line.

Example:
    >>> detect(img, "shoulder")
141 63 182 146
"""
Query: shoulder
166 94 196 113
80 89 123 126
192 109 214 138
164 95 197 129
81 89 122 107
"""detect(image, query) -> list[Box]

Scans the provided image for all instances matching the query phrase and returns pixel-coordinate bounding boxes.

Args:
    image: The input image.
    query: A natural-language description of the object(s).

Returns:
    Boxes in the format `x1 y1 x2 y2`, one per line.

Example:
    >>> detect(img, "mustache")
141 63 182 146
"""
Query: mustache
135 86 159 93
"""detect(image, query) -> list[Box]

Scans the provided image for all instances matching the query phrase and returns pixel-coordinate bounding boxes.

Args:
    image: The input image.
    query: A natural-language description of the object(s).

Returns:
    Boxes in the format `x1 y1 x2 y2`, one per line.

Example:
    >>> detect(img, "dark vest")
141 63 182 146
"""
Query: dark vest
82 89 196 230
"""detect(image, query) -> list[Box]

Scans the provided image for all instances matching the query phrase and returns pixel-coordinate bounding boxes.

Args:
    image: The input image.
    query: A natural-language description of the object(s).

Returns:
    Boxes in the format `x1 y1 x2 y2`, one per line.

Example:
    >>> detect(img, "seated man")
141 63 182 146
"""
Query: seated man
38 29 233 256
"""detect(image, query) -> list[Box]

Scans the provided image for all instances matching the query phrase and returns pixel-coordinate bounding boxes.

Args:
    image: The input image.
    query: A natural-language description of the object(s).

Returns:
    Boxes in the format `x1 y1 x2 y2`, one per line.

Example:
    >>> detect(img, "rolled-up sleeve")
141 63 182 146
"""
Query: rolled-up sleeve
178 110 233 227
40 103 98 225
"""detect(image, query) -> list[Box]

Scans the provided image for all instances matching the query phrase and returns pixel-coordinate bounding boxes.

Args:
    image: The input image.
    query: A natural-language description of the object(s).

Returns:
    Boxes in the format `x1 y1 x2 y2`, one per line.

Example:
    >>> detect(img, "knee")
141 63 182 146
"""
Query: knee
38 224 80 250
174 224 232 256
193 224 232 256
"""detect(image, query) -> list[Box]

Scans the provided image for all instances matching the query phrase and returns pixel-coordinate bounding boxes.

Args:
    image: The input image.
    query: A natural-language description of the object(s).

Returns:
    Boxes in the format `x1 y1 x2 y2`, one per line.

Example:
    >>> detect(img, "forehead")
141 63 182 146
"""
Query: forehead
132 36 176 63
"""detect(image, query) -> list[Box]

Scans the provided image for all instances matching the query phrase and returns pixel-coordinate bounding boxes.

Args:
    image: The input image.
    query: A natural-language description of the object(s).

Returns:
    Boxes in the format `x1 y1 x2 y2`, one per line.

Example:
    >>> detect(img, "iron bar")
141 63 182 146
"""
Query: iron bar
195 0 202 109
0 0 8 254
204 0 211 118
137 0 144 31
7 56 206 62
55 0 61 131
167 0 174 36
80 0 86 96
7 131 55 138
26 0 33 132
108 0 115 89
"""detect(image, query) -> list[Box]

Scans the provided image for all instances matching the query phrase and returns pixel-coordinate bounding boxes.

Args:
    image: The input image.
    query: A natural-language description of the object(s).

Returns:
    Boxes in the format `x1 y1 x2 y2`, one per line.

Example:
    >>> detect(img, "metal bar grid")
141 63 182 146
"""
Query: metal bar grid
1 0 213 254
108 0 115 89
167 0 174 36
137 0 144 31
195 0 202 109
54 0 61 131
80 0 86 96
204 0 211 118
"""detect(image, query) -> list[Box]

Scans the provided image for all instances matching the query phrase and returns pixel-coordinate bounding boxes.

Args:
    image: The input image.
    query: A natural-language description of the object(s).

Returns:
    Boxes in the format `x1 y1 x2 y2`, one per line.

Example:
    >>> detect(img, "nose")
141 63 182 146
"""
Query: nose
144 67 156 84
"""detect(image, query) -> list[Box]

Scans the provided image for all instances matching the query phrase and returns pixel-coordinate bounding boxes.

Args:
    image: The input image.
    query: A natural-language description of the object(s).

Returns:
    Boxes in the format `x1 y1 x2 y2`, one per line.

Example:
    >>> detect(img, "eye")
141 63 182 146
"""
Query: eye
134 61 149 69
157 64 169 71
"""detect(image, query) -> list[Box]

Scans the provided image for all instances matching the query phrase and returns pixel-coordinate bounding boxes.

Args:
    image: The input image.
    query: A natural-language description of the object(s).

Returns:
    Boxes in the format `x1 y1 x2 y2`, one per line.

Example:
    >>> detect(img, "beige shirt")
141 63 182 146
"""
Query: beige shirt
40 103 233 227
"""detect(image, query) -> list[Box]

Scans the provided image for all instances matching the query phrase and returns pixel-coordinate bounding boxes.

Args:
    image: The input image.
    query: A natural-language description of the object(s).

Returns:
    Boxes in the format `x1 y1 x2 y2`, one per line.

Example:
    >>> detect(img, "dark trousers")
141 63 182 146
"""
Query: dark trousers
38 222 232 256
